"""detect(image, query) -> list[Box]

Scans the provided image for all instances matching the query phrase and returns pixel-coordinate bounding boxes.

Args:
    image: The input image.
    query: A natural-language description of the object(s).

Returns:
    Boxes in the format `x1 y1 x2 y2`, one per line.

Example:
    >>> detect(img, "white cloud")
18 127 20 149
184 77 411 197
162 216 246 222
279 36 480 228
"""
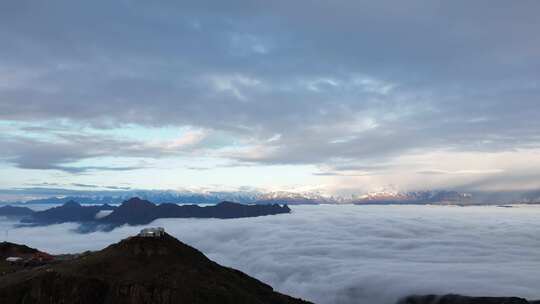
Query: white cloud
2 205 540 304
351 75 395 95
150 129 208 150
207 73 262 101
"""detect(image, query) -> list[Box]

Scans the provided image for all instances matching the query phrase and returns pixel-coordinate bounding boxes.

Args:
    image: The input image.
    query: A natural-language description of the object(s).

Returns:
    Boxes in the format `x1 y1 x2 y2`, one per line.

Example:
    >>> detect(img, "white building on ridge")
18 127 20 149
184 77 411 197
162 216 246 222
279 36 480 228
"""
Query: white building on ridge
138 227 165 237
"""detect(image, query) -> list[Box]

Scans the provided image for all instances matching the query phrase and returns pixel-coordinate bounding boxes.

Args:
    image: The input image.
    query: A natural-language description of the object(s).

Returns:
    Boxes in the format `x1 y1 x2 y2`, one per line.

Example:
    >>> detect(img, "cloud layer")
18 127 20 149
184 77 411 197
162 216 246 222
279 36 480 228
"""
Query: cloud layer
1 1 540 192
3 205 540 304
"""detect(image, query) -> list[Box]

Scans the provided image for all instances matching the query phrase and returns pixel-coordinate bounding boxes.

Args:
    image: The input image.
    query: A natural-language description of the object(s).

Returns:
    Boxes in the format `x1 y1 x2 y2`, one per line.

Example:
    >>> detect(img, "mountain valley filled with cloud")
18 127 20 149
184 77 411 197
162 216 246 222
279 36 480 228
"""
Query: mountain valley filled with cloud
1 1 540 303
2 204 540 304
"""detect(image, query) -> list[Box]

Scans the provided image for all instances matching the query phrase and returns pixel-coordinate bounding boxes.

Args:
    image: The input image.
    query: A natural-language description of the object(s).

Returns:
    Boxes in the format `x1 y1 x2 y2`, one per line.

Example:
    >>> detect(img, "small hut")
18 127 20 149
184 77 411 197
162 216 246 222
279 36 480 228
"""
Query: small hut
138 227 165 238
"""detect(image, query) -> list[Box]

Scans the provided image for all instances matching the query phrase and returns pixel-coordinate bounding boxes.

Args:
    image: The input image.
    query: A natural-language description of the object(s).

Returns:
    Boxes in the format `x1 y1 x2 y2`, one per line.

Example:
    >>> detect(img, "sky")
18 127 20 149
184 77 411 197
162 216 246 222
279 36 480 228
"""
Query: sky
3 205 540 304
1 1 540 195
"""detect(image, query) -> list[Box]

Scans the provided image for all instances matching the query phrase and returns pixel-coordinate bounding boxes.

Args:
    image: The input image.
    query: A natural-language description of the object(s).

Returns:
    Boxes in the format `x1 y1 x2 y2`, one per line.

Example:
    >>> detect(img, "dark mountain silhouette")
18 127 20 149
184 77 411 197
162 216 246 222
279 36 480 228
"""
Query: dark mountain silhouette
16 198 290 230
0 233 311 304
100 197 291 226
0 205 34 217
399 294 540 304
22 201 116 225
101 197 155 225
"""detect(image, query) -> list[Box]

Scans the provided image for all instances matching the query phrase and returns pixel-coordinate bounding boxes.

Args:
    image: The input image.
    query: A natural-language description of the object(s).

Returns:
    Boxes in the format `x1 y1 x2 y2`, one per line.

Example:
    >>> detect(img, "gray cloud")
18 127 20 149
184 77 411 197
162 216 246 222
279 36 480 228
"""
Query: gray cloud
0 187 130 197
1 1 540 189
70 183 100 188
0 135 138 172
0 132 190 173
55 165 144 174
25 182 62 187
2 205 540 304
104 185 132 190
69 183 131 190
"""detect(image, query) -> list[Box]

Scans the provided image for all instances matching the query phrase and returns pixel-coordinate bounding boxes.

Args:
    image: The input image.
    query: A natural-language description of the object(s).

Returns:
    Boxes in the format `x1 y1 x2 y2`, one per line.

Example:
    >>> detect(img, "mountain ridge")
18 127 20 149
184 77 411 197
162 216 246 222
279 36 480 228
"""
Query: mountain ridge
3 197 291 231
0 232 312 304
9 188 540 206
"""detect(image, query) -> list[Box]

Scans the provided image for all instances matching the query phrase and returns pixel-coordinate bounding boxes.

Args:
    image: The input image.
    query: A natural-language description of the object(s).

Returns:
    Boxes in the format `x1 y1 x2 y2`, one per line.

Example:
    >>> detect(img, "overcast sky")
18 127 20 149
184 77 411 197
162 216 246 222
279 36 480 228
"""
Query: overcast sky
1 1 539 195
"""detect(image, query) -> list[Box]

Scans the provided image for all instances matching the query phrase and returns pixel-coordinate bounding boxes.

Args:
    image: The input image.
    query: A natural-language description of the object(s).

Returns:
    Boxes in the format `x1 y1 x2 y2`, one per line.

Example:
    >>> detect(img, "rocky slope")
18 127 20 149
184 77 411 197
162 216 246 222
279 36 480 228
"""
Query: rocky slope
0 242 40 259
0 242 53 275
0 233 311 304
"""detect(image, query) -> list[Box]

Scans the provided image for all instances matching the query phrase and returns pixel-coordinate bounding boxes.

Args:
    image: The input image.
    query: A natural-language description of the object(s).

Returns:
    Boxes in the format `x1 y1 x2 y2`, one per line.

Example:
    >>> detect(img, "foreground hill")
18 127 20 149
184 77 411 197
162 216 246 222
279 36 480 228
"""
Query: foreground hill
0 242 53 275
0 242 40 259
0 232 311 304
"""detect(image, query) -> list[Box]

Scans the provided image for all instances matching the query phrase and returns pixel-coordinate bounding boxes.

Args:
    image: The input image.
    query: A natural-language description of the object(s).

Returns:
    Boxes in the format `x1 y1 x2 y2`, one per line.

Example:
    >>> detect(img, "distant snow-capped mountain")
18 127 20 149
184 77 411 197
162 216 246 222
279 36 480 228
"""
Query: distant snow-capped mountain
352 190 472 205
16 190 336 205
10 188 476 206
253 191 338 205
20 190 262 205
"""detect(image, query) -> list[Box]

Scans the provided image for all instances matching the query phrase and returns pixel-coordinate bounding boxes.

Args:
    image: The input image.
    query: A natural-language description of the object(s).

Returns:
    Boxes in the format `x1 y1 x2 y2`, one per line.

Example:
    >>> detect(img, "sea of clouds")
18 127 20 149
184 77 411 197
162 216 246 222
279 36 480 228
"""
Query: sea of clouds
2 204 540 304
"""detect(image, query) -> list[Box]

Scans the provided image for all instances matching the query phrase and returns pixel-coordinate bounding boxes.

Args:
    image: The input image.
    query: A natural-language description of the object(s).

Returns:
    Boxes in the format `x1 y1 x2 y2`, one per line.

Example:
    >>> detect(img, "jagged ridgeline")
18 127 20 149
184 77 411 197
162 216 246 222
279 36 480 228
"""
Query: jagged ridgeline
0 197 291 232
